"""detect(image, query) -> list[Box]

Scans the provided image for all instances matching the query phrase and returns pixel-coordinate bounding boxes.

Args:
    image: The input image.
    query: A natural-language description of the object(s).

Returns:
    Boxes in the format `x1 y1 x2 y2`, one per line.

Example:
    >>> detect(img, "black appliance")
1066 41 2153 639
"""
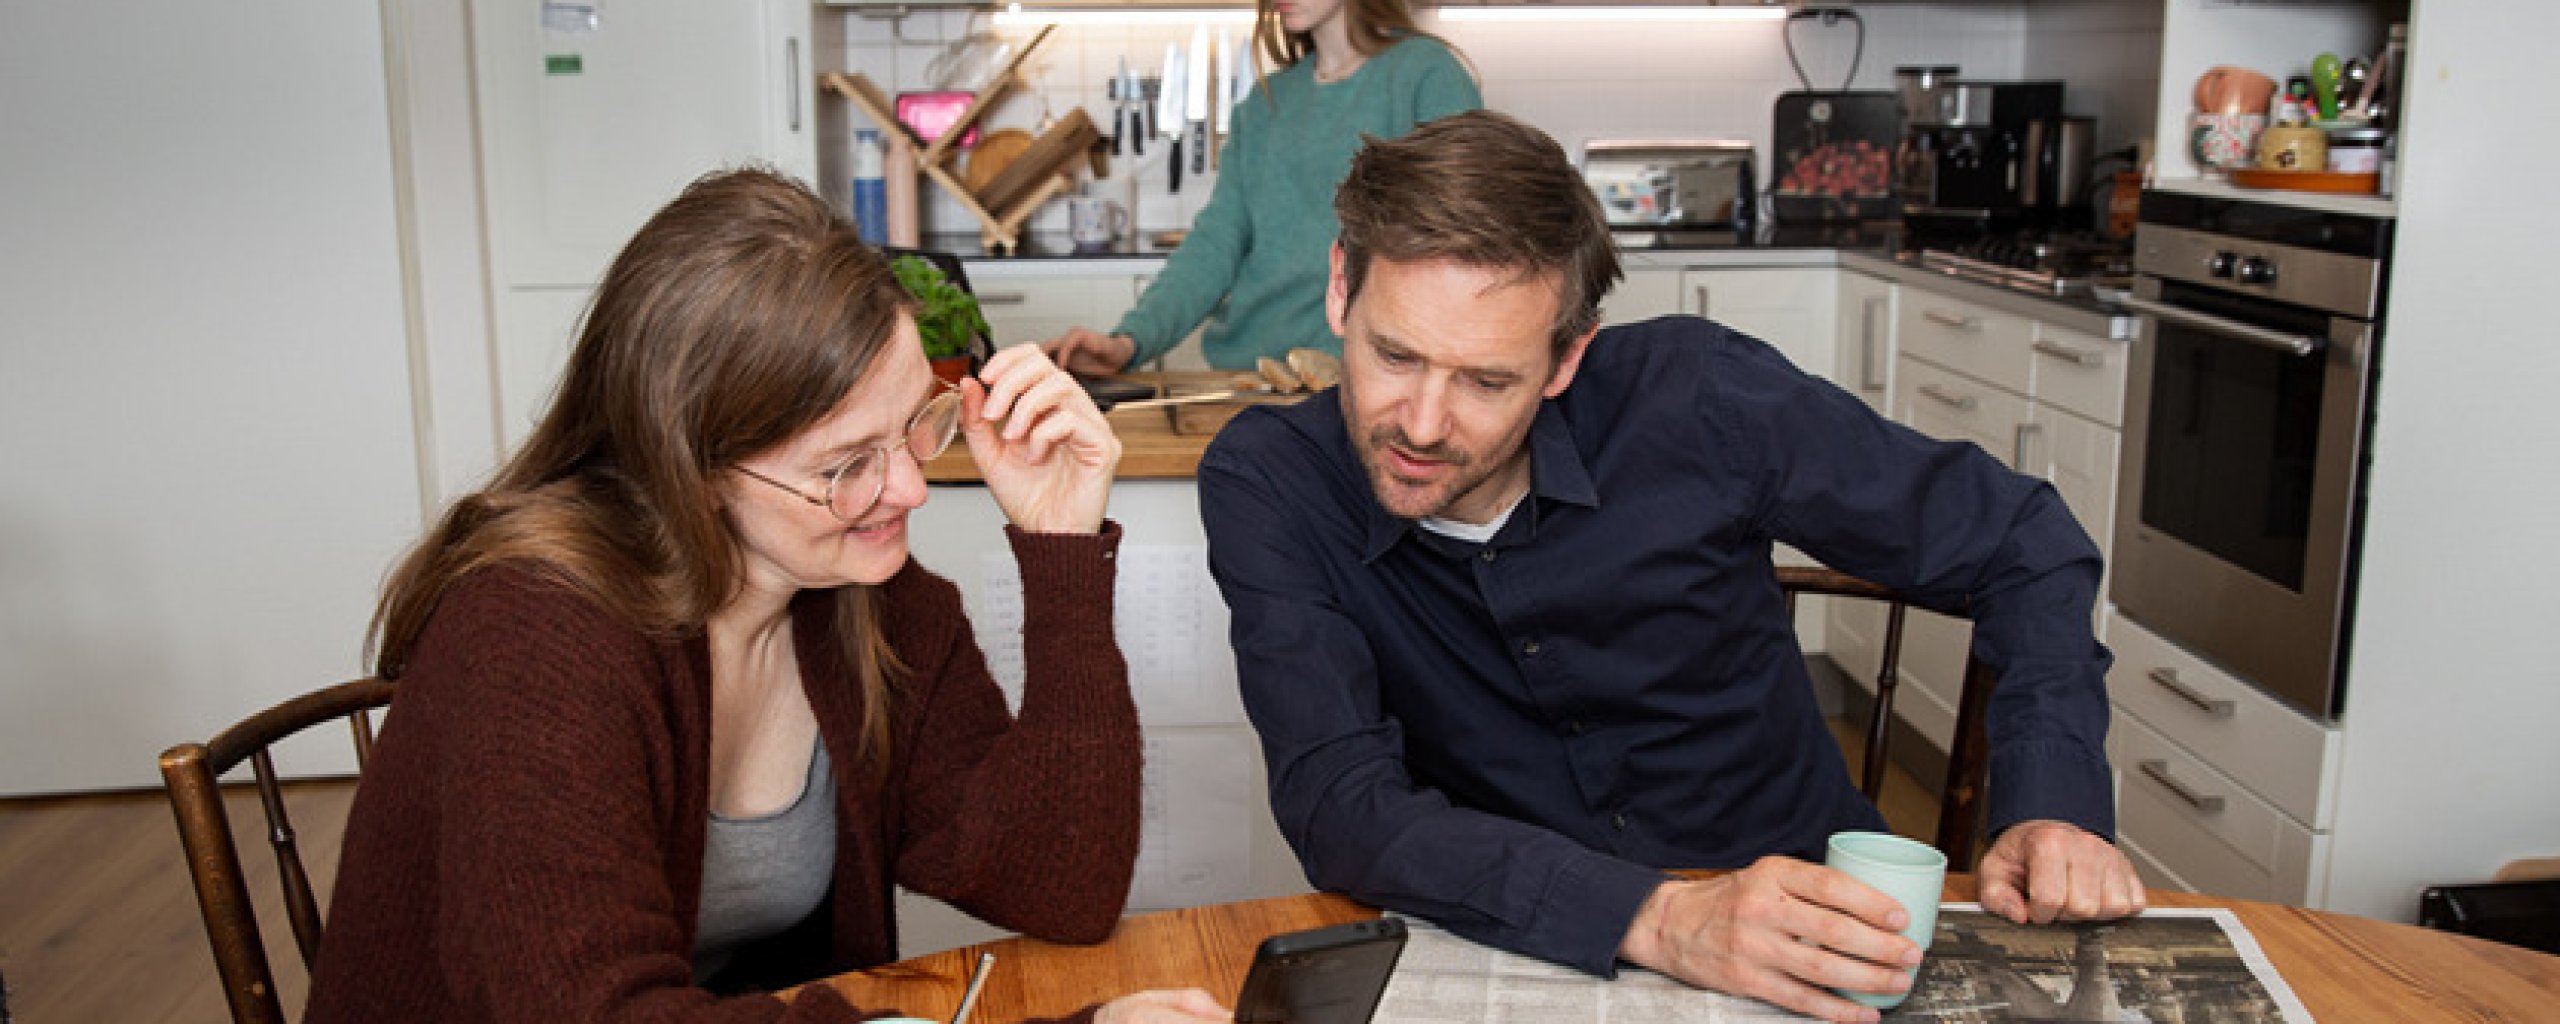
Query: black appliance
2110 192 2393 720
1769 91 1899 223
1896 80 2065 227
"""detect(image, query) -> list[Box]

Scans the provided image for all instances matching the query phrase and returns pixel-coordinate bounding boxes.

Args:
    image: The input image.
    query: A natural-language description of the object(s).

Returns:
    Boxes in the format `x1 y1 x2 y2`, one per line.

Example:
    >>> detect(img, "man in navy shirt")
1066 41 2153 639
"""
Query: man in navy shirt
1199 110 2142 1022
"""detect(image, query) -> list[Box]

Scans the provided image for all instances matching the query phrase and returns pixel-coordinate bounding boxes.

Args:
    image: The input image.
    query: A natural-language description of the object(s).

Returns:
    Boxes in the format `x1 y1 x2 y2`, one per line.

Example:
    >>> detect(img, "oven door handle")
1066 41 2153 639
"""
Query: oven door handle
2118 294 2324 357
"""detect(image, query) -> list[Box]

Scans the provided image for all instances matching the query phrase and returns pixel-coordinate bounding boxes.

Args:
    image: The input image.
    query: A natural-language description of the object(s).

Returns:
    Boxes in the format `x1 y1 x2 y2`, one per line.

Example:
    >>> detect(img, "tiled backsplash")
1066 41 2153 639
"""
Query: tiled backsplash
819 2 2159 244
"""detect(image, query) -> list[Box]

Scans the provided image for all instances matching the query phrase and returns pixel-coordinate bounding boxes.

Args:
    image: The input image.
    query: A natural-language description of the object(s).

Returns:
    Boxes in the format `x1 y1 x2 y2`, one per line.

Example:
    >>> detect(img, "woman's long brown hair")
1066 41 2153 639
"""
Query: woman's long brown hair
368 168 913 773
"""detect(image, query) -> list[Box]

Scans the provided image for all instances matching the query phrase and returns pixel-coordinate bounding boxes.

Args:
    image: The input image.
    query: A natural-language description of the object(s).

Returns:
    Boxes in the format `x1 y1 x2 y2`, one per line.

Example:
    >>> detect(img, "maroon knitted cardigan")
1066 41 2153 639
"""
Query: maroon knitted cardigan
307 525 1138 1023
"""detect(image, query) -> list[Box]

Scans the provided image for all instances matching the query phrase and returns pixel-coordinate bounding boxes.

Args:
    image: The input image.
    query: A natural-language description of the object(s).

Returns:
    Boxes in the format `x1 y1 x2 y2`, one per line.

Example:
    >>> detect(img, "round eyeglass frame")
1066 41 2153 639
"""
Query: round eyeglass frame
734 381 962 523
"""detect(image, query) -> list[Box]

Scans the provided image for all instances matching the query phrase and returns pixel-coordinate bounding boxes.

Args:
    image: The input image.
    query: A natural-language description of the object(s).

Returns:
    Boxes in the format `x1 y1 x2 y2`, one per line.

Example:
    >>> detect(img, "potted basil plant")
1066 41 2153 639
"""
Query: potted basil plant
888 254 989 385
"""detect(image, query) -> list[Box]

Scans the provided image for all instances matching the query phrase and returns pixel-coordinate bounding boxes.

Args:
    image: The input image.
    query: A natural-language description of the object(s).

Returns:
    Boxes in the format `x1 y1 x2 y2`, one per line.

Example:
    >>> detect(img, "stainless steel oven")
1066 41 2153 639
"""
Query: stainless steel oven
2110 193 2391 720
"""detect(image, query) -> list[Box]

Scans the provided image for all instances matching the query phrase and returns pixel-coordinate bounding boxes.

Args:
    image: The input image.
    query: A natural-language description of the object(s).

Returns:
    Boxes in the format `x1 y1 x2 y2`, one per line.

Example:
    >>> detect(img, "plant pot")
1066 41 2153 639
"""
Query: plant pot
929 355 972 385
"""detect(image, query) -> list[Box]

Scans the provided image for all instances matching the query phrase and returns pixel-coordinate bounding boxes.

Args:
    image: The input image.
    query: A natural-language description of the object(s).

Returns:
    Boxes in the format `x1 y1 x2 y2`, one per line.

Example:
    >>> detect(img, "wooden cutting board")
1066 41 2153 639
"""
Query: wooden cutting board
964 129 1033 193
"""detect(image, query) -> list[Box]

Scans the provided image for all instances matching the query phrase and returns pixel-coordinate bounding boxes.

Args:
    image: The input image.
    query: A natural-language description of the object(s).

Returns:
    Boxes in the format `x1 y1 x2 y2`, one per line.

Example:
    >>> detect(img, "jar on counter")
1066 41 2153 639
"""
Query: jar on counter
2327 126 2388 174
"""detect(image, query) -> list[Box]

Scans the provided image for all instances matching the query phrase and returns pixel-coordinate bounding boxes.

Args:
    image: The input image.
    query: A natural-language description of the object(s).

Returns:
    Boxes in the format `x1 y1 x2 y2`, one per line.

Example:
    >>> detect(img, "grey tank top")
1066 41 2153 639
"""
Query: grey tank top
692 736 837 985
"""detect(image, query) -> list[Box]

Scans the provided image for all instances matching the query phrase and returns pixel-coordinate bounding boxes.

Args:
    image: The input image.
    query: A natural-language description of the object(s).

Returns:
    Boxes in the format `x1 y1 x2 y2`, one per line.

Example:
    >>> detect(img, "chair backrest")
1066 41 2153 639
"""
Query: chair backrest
158 677 395 1024
1776 567 1997 868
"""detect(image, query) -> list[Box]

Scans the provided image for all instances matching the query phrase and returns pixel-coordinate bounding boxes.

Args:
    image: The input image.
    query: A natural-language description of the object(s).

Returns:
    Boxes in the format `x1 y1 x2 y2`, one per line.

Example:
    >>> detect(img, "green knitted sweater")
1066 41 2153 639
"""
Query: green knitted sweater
1113 35 1480 369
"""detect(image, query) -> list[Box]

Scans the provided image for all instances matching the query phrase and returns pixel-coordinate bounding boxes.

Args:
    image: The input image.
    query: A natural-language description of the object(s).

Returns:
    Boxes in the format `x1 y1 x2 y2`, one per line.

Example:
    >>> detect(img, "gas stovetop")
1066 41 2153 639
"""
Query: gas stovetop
1908 232 2134 298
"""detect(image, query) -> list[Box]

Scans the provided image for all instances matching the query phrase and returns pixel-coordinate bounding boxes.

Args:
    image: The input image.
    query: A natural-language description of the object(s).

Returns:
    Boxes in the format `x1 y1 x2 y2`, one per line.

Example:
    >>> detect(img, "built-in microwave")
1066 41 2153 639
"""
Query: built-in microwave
2109 193 2391 720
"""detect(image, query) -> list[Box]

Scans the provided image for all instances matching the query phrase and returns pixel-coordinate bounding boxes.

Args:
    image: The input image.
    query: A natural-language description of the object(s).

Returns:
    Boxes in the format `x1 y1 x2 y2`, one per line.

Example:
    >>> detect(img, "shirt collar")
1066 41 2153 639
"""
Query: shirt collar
1355 398 1600 563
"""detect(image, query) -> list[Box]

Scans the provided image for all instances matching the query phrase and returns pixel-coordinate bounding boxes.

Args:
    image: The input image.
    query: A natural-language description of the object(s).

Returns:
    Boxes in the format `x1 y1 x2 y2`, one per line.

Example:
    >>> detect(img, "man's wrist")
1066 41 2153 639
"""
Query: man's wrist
1617 880 1675 970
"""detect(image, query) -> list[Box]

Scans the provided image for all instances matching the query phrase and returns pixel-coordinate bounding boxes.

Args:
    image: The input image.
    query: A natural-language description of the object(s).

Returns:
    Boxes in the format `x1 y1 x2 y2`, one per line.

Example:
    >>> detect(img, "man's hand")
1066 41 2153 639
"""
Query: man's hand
1040 327 1138 376
1975 819 2146 925
1618 857 1920 1023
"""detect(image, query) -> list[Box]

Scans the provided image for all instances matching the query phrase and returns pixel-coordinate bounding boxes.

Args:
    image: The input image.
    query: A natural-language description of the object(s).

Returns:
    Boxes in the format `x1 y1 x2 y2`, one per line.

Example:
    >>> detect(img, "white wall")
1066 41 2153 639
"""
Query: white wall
0 2 423 792
2321 0 2560 921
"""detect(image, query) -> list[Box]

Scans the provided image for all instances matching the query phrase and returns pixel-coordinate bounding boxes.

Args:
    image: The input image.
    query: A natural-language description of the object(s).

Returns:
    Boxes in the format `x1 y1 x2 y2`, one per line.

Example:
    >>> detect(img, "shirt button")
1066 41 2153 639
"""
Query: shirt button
1565 718 1585 736
1479 549 1497 563
1520 639 1541 656
1611 812 1629 832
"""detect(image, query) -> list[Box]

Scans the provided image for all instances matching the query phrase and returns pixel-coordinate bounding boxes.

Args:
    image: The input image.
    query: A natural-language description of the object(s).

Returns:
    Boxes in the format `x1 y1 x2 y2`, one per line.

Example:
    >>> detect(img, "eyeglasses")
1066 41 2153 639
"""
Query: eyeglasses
735 381 962 522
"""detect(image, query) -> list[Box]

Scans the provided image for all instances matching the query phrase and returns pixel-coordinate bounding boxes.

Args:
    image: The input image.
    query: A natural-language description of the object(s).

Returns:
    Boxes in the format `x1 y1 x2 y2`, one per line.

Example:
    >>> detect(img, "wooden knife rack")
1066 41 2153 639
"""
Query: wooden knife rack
822 25 1093 256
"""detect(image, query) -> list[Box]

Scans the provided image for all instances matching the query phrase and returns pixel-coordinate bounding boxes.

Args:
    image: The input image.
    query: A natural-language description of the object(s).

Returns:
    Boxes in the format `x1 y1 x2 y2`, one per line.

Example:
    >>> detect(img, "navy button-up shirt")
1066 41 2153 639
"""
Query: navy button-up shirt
1199 316 2114 976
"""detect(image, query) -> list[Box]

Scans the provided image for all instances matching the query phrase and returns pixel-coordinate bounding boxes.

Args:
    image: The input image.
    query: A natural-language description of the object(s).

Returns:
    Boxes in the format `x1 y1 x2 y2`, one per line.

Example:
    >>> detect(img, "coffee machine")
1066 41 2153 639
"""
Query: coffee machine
1894 71 2076 231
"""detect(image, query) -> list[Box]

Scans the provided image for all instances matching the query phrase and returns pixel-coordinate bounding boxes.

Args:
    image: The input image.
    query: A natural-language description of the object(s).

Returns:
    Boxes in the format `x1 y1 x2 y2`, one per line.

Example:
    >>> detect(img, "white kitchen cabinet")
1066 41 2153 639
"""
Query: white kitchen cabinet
1861 274 2134 769
1823 273 1897 697
1597 264 1838 382
1599 266 1686 328
1835 272 1896 414
477 0 818 448
969 272 1133 352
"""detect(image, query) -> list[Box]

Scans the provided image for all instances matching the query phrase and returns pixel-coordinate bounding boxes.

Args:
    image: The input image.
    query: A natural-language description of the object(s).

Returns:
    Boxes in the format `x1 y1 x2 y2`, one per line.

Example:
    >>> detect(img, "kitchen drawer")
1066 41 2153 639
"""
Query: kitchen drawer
2109 708 2325 905
2027 323 2128 428
1896 357 2034 469
2106 610 2340 829
1897 291 2032 394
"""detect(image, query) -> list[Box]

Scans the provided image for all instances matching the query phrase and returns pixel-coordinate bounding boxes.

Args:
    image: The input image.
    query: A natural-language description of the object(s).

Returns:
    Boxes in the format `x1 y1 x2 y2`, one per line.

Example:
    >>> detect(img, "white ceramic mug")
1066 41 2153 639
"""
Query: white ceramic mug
1067 196 1129 253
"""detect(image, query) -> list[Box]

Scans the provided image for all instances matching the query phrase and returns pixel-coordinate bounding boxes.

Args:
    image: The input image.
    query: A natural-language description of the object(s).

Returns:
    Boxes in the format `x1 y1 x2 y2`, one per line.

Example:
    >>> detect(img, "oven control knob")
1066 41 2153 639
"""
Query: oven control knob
2237 257 2278 285
2207 251 2238 278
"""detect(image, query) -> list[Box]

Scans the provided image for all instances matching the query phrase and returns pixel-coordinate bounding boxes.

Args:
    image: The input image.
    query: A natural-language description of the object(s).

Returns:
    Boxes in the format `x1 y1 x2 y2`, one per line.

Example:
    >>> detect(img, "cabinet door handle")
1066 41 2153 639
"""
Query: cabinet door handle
2033 339 2104 368
1922 308 1979 331
974 291 1028 306
2138 759 2227 813
2012 421 2043 470
1918 384 1977 412
1694 284 1711 319
786 36 802 133
1860 296 1887 391
2148 667 2236 718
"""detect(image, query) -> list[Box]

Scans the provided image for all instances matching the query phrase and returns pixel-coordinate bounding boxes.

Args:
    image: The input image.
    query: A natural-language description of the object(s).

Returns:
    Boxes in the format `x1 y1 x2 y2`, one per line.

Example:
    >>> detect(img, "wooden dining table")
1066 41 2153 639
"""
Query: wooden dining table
795 875 2560 1022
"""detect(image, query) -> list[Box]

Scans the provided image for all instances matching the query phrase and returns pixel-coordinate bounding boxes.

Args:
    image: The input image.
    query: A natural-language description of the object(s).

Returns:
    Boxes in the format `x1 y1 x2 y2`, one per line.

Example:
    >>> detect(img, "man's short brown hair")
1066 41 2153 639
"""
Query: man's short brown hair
1334 110 1621 357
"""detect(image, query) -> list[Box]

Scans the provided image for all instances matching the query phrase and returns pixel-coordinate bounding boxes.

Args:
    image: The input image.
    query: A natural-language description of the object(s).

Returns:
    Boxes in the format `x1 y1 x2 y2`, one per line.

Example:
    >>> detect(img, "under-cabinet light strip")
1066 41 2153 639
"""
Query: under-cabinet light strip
1438 6 1789 23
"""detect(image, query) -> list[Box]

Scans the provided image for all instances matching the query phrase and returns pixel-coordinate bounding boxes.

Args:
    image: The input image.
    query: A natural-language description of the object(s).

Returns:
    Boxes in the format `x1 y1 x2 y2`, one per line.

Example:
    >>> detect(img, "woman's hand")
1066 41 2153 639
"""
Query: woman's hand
961 345 1122 534
1040 327 1138 376
1094 987 1232 1023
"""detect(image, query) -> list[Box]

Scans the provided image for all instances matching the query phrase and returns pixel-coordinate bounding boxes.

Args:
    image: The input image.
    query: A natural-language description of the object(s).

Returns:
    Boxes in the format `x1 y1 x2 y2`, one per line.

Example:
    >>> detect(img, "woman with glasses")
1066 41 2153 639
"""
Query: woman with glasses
308 169 1227 1024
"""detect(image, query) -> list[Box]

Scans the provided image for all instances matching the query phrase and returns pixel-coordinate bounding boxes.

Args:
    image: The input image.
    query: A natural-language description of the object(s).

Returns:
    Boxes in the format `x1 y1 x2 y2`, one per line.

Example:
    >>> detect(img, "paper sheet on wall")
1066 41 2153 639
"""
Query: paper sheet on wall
1127 731 1256 910
975 544 1244 726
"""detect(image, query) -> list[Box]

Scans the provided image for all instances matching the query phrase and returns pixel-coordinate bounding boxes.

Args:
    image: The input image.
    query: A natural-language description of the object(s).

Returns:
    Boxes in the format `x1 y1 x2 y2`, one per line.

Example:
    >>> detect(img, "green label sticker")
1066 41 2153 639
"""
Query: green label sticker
545 53 583 76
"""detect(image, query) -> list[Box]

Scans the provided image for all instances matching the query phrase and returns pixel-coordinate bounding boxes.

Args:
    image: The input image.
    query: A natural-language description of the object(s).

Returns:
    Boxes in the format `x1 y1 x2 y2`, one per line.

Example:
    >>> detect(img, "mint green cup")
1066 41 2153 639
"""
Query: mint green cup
1824 830 1948 1010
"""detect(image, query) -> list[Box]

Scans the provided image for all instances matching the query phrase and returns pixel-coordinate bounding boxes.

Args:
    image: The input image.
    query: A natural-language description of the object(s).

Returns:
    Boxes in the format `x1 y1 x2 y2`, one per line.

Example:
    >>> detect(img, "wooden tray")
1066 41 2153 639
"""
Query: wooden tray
2226 168 2380 194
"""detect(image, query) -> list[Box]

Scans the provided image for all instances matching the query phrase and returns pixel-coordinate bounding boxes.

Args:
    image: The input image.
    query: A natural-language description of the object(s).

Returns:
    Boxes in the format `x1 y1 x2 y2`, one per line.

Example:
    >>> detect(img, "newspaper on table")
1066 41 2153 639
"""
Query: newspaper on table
1374 904 2316 1023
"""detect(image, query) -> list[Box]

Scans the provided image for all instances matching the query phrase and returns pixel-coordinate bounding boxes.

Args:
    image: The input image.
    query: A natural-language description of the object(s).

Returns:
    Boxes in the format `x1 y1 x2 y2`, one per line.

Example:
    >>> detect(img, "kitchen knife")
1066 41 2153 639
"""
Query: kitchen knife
1161 41 1186 192
1186 24 1212 177
1214 26 1236 168
1112 56 1129 157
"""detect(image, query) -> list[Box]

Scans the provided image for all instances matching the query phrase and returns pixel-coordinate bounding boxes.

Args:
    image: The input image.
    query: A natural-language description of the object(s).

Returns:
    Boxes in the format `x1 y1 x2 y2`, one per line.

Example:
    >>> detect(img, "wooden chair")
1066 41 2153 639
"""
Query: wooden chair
1778 567 1998 868
158 677 394 1024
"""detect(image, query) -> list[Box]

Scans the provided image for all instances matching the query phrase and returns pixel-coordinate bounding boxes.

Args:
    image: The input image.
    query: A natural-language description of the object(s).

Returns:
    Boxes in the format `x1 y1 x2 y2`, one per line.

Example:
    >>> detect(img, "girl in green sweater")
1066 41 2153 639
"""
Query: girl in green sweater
1042 0 1480 373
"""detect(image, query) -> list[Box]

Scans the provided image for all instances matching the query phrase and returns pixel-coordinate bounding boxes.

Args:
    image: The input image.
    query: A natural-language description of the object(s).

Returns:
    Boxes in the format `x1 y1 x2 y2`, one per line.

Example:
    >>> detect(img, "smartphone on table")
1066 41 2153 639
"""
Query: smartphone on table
1233 918 1409 1024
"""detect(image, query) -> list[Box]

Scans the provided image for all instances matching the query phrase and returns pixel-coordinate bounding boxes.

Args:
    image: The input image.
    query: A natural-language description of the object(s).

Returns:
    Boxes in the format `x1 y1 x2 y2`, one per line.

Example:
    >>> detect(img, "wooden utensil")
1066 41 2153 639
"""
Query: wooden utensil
965 129 1033 193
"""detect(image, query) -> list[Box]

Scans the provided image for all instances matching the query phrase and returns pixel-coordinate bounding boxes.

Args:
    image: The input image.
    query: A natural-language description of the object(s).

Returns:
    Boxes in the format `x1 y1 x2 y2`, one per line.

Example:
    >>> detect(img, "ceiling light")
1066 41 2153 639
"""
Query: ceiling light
991 5 1256 26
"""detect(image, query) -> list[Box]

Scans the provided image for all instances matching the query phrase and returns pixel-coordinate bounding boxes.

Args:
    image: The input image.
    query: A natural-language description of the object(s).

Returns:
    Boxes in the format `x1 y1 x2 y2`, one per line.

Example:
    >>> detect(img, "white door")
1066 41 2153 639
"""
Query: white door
474 0 817 288
477 0 817 446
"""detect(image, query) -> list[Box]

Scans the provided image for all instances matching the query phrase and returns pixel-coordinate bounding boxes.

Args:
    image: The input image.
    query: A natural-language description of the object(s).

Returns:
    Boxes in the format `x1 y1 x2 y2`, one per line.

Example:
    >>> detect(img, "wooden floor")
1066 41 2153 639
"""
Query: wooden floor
0 780 356 1023
0 720 1930 1023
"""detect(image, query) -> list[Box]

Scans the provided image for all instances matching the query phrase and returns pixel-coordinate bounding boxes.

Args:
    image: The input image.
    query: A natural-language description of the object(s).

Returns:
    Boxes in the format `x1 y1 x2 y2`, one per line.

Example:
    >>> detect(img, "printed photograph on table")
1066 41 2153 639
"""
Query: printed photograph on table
1892 907 2312 1022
